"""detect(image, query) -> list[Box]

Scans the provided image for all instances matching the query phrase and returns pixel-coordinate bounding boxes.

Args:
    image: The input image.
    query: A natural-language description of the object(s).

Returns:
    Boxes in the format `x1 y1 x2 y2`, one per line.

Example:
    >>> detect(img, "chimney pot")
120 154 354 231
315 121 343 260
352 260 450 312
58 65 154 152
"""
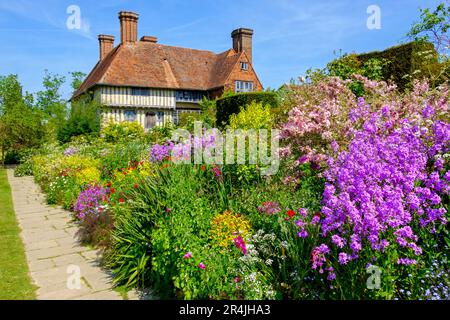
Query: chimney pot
119 11 139 44
231 28 254 64
98 34 115 60
140 36 157 43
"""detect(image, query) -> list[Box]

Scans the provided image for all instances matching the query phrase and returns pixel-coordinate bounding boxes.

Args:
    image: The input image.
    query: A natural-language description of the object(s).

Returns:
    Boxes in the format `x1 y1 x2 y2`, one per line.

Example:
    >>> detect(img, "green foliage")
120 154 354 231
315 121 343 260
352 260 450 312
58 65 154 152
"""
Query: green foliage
57 96 101 143
101 121 144 143
144 124 174 145
98 141 148 180
0 75 44 164
325 53 389 96
357 41 441 90
407 2 450 56
216 92 278 127
199 97 217 128
178 112 202 131
229 101 273 130
35 70 67 138
69 71 87 91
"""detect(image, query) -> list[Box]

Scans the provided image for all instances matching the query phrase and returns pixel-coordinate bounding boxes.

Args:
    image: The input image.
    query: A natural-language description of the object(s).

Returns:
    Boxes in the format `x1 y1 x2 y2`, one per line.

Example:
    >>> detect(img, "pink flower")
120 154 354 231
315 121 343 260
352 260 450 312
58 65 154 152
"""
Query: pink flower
233 236 247 255
198 262 206 269
183 252 192 259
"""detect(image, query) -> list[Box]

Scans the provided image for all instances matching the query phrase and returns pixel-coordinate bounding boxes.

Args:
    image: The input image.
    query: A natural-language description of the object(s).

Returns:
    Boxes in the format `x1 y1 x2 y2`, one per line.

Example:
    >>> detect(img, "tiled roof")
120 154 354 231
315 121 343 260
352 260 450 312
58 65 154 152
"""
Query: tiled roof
73 42 243 98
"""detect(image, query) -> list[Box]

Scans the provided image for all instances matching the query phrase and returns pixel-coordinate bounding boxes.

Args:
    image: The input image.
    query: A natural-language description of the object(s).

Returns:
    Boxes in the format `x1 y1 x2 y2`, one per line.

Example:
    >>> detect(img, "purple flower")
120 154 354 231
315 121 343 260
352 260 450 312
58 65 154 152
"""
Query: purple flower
331 234 346 249
422 104 435 118
74 185 107 220
338 252 349 265
397 258 417 265
298 208 308 217
297 230 308 238
63 147 78 156
150 141 174 162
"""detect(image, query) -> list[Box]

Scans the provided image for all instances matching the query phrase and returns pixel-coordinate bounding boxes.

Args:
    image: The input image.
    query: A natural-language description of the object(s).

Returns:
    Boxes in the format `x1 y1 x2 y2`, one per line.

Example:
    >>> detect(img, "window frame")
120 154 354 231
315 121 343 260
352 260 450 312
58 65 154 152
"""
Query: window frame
124 110 137 122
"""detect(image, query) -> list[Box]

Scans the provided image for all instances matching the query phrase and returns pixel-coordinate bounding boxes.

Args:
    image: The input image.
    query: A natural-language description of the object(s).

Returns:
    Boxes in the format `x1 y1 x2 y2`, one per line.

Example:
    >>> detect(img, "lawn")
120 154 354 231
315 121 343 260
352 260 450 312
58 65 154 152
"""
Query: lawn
0 168 36 300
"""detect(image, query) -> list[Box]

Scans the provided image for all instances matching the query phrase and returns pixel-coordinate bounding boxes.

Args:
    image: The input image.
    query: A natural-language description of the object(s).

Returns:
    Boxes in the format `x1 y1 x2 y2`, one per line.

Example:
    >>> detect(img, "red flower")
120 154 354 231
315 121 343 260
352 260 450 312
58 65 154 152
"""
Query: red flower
287 210 296 218
119 198 125 203
200 165 206 171
133 184 139 189
110 188 116 194
106 182 112 188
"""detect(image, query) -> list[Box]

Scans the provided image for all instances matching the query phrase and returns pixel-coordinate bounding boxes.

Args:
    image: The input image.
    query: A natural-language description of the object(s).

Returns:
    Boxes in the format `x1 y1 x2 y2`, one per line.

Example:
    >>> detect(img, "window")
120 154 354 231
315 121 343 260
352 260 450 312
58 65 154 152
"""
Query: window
157 111 164 123
131 88 150 96
124 110 137 122
235 81 254 93
240 62 248 71
175 90 204 102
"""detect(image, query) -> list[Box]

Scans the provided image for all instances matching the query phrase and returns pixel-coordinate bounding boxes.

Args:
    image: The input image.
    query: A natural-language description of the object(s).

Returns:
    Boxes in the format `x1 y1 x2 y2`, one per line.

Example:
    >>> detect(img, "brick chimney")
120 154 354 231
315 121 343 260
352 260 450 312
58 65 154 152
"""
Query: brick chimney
231 28 254 64
119 11 139 44
98 34 115 60
140 36 157 43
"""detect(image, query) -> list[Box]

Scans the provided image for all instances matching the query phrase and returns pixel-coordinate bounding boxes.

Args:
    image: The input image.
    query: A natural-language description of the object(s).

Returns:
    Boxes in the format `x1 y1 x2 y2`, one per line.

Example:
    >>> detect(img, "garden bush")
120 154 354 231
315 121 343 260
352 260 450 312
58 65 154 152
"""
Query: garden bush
101 121 144 143
216 92 278 127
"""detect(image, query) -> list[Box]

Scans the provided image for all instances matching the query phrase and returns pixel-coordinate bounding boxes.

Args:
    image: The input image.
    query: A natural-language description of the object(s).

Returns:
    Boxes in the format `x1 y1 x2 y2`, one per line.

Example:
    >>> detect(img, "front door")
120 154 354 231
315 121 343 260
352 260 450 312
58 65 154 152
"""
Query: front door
145 112 156 130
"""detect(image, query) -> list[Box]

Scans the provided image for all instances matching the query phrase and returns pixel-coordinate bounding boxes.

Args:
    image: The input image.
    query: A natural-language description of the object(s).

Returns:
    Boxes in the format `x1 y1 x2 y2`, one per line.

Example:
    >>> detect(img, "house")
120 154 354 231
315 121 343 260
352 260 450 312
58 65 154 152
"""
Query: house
72 11 263 130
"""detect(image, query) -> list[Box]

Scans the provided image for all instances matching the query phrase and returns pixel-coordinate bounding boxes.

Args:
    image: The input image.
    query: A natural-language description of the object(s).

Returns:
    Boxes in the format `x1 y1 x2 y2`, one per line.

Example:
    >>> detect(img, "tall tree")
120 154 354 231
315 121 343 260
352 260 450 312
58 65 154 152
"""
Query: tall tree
35 70 67 139
70 71 87 91
0 75 43 164
408 1 450 57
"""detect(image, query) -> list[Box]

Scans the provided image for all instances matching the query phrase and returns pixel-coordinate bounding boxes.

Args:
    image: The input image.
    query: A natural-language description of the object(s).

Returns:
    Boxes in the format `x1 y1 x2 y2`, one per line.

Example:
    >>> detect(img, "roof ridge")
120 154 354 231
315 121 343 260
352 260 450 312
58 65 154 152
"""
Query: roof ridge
140 41 218 55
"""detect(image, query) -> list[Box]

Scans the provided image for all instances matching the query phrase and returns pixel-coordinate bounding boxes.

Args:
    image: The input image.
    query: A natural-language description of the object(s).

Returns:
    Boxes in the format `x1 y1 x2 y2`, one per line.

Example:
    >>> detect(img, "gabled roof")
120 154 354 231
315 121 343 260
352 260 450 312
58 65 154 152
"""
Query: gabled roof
72 41 244 99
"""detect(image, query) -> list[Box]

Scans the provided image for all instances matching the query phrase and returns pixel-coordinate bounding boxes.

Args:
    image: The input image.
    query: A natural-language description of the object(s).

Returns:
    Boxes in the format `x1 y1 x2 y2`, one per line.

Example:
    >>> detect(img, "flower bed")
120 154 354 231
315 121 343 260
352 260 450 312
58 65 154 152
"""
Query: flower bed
21 77 449 300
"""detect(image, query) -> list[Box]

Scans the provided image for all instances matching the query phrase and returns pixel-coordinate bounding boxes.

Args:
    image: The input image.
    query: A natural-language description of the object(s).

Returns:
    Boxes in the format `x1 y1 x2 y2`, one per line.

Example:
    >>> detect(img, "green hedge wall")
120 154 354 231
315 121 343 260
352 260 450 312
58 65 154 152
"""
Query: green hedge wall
216 92 278 127
356 41 441 91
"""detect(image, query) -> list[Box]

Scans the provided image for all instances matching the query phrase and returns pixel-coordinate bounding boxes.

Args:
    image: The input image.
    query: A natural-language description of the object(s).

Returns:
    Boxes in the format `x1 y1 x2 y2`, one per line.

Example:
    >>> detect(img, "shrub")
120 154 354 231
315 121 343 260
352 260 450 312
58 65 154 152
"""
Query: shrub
101 121 144 143
356 41 441 90
216 92 278 127
57 98 101 143
229 101 273 130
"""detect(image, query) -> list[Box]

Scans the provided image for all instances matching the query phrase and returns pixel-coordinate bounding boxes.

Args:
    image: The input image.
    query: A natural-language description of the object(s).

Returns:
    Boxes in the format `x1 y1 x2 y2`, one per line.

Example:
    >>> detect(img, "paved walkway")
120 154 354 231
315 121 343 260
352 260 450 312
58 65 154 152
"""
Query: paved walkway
6 169 139 300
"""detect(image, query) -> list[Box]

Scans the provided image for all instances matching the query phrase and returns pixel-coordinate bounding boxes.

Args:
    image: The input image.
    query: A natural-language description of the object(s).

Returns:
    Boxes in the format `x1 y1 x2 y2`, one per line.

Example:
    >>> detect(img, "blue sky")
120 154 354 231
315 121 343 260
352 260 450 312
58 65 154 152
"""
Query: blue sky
0 0 440 99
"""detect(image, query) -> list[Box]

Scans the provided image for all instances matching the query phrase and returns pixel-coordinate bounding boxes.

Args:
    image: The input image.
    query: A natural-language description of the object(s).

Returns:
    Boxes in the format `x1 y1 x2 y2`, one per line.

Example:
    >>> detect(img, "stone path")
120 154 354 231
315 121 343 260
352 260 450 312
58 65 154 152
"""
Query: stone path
6 169 139 300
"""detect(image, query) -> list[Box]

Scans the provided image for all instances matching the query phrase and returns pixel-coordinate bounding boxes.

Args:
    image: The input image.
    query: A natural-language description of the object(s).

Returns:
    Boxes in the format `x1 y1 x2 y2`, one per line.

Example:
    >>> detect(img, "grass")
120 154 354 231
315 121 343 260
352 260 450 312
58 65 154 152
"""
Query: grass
0 168 37 299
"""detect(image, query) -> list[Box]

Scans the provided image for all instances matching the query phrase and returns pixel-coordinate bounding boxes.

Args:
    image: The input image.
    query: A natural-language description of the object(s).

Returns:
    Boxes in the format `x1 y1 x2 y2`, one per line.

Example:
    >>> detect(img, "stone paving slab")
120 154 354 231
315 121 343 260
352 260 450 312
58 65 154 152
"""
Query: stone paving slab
6 169 137 300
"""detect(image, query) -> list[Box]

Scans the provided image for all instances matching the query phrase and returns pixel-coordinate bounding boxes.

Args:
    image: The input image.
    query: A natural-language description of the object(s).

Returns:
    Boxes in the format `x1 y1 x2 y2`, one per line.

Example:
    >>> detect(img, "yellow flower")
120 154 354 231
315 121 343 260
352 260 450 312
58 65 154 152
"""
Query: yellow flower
210 210 251 248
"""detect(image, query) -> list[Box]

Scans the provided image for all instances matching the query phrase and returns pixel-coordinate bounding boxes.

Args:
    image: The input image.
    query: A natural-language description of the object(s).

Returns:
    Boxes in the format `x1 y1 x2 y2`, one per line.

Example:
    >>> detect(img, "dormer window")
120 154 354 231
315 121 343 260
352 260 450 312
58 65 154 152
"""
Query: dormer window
240 62 248 71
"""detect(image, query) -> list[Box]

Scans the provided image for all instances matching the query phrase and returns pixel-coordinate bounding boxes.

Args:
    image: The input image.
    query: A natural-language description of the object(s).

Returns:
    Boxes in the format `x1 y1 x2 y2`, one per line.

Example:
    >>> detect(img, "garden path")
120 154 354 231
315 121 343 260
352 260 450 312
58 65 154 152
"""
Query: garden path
6 169 139 300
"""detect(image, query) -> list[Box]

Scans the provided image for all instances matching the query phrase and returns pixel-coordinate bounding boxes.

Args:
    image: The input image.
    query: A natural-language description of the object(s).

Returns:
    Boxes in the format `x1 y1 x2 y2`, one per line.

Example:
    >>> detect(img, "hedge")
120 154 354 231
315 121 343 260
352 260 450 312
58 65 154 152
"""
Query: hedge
356 41 441 90
216 92 278 127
